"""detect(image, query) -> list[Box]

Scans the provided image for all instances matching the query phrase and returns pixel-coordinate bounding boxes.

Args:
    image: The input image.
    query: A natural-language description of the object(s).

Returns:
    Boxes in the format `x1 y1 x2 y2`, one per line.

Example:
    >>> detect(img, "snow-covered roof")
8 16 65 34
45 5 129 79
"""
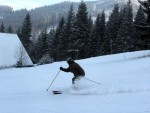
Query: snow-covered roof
0 33 33 67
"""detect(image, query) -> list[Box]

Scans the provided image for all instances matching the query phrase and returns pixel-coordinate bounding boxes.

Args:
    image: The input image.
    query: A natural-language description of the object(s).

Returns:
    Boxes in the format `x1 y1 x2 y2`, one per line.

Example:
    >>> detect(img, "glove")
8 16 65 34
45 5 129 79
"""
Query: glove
60 67 63 70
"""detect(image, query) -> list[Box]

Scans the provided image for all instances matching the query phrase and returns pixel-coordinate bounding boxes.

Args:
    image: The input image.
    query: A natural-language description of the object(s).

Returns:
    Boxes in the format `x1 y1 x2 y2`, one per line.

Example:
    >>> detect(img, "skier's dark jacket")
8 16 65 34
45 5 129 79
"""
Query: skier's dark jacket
61 61 85 77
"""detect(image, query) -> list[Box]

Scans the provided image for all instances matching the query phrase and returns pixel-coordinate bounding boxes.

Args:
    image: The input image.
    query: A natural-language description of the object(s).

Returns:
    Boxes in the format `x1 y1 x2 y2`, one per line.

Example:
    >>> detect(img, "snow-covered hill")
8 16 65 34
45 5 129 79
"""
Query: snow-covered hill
0 0 140 33
0 50 150 113
91 0 139 17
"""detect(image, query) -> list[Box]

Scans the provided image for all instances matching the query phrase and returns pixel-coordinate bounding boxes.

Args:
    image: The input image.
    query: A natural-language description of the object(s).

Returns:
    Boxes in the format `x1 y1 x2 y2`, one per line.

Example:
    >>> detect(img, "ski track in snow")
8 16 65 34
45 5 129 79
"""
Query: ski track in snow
53 84 150 95
51 78 150 95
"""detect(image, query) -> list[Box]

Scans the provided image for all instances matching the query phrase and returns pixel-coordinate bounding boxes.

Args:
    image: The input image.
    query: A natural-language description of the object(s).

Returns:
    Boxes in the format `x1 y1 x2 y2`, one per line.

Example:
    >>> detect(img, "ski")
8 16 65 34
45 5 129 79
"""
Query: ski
52 91 62 94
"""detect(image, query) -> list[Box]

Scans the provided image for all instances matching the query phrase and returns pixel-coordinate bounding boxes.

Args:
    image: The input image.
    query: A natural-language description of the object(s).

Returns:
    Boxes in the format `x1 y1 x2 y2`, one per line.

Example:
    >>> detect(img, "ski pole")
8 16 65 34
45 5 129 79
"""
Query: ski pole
83 77 100 85
46 70 61 91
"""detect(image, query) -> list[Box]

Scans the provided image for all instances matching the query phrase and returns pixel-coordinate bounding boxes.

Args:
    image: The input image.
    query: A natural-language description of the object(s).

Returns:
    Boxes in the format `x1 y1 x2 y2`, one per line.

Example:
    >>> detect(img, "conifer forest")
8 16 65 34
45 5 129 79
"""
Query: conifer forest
0 0 150 64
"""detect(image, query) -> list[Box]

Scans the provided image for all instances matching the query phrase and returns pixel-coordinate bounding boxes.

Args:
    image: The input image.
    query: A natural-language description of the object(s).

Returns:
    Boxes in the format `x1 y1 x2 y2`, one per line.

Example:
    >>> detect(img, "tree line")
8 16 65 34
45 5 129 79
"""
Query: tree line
0 1 98 34
0 22 13 33
13 0 150 64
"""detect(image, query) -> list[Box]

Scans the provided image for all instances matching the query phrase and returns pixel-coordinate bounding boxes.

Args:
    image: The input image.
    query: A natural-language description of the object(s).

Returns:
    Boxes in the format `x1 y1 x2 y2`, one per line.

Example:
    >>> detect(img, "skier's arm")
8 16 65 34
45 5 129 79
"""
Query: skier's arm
60 67 71 72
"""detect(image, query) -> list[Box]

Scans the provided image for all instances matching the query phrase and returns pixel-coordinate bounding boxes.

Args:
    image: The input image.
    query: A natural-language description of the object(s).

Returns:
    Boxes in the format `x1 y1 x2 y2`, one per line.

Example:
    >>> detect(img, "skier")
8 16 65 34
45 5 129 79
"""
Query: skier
60 58 85 84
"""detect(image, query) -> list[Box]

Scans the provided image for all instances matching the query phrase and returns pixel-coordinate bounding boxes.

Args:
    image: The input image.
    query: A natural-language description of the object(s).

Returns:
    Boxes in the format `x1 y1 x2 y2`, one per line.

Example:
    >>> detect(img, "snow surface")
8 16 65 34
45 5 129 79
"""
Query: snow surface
0 33 33 67
0 50 150 113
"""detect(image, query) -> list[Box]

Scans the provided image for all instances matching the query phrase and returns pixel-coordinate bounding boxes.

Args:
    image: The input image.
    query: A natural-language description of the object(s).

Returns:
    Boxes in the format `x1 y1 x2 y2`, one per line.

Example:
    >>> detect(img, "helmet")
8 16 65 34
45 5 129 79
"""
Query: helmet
67 57 73 62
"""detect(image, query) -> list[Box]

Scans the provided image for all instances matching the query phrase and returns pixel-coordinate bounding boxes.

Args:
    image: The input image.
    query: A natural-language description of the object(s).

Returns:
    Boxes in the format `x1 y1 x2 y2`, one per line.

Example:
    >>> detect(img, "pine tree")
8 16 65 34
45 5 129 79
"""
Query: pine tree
34 33 43 61
137 0 150 49
34 29 49 62
134 6 147 26
35 33 43 61
88 15 94 57
88 15 93 36
99 11 106 55
90 12 105 57
116 0 134 53
138 0 150 25
17 27 21 38
133 6 147 50
7 25 13 33
73 1 90 58
48 28 56 59
104 4 120 54
42 28 49 55
86 15 93 58
64 4 75 51
90 14 101 57
20 13 32 53
53 17 65 61
0 22 5 33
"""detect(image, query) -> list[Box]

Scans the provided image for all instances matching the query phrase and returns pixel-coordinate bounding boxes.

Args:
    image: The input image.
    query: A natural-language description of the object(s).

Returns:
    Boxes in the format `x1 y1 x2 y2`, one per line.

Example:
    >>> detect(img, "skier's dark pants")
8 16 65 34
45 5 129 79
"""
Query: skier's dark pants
72 76 84 84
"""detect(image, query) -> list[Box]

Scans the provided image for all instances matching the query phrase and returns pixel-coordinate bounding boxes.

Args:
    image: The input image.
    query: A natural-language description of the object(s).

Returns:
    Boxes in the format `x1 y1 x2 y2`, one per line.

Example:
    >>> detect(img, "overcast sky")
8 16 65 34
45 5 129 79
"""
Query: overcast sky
0 0 97 10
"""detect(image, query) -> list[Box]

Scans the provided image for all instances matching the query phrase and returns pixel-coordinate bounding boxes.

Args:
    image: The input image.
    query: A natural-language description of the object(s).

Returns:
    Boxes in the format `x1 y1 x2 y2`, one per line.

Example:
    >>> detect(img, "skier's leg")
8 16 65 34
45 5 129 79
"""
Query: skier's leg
72 76 83 84
72 76 77 84
72 76 79 90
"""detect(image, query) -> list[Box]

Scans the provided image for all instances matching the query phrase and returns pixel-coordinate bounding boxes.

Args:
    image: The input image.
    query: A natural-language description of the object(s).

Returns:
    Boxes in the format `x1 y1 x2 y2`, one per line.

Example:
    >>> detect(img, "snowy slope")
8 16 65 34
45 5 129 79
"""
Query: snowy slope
0 50 150 113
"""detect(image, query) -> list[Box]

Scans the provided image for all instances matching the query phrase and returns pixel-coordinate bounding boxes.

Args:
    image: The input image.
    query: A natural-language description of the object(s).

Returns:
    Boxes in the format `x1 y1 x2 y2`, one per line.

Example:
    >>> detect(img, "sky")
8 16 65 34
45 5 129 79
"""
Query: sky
0 0 97 10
